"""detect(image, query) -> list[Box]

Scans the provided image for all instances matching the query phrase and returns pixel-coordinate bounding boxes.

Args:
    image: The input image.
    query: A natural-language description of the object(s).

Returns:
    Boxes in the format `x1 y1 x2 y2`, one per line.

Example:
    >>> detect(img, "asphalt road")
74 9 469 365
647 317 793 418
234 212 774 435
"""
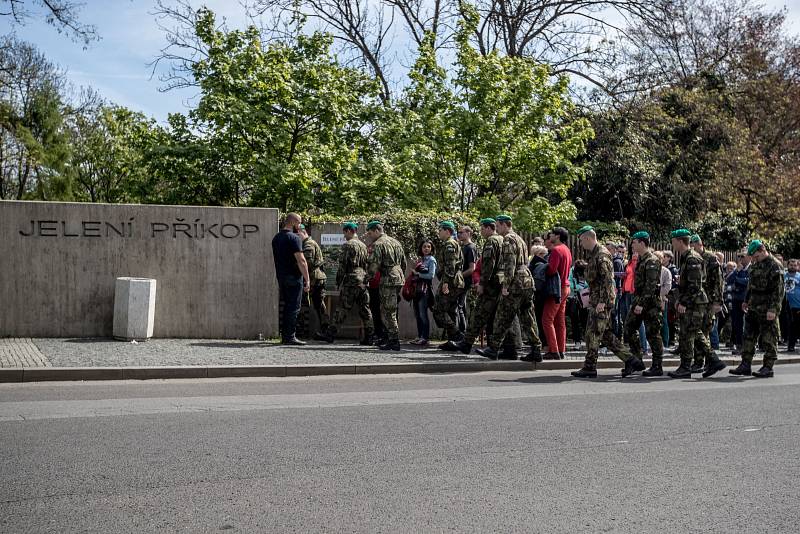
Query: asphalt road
1 366 799 533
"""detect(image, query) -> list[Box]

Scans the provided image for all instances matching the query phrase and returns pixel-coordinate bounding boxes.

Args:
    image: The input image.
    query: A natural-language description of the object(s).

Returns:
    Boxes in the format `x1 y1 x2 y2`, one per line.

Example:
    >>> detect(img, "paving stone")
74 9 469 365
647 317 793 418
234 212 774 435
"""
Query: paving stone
0 338 52 368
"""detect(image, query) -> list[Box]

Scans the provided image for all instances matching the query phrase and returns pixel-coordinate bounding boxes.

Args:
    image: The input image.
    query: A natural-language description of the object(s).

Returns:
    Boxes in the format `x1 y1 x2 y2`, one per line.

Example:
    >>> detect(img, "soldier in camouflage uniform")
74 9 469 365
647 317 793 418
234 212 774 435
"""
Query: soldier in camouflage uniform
433 221 466 350
572 226 642 378
298 225 329 339
624 231 666 376
366 221 407 351
690 234 724 373
730 240 785 378
475 214 542 361
323 222 373 345
454 218 537 360
667 229 726 378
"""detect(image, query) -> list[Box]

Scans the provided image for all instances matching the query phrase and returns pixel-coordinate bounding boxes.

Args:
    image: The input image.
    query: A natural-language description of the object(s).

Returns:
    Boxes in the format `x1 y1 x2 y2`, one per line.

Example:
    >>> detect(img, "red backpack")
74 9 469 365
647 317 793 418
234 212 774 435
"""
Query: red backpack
401 272 416 302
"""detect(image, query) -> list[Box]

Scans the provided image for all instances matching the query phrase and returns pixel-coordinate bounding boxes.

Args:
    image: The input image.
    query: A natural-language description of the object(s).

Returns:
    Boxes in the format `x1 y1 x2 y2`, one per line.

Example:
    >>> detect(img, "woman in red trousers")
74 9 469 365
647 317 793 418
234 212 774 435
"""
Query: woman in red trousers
542 227 573 359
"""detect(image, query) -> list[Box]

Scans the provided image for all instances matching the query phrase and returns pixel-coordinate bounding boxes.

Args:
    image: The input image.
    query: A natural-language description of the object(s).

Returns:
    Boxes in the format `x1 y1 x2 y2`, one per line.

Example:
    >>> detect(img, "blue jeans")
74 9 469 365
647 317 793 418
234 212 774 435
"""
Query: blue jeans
640 322 648 352
731 300 745 348
710 316 720 350
414 293 431 340
616 293 632 337
278 275 303 341
662 308 670 347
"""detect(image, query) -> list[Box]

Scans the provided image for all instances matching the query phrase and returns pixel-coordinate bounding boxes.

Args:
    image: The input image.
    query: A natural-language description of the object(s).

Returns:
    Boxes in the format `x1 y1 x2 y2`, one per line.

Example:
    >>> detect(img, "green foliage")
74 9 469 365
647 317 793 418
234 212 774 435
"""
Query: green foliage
380 2 591 224
694 213 750 251
577 84 737 234
69 105 160 203
773 230 800 260
187 8 383 212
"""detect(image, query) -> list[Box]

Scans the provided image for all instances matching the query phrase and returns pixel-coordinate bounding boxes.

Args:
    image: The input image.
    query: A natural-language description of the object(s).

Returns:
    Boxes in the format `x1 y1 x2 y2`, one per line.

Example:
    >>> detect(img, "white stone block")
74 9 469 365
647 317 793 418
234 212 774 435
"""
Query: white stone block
113 278 157 341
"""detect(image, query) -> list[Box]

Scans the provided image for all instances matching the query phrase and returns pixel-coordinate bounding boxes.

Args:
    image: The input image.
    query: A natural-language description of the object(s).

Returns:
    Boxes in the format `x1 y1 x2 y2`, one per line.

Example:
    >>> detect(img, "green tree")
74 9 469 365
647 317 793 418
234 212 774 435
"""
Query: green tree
69 105 160 203
183 8 383 212
0 38 71 200
380 2 592 232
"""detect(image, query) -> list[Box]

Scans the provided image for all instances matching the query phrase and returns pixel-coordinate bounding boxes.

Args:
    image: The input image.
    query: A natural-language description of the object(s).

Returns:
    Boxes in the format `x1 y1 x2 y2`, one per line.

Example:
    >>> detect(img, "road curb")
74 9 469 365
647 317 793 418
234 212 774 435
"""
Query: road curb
2 356 799 383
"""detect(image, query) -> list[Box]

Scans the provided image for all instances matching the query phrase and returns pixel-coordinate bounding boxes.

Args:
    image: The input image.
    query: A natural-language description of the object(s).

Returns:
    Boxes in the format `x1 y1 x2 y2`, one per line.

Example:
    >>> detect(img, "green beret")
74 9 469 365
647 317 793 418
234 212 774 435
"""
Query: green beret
747 239 764 256
670 229 691 238
495 214 513 222
342 222 358 231
439 220 456 231
366 220 382 230
479 217 496 226
631 231 650 240
690 234 701 243
576 225 594 236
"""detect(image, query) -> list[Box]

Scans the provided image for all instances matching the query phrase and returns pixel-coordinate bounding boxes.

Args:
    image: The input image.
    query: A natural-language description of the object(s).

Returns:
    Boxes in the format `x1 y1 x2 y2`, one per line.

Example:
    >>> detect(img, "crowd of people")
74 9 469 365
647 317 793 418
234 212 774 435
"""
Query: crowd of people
272 212 795 378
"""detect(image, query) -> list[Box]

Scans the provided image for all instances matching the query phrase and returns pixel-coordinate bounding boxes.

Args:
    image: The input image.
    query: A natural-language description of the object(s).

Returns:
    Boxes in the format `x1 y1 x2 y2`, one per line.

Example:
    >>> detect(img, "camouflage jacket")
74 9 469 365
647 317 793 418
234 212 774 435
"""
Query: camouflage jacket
302 237 326 284
585 243 616 308
631 249 661 311
746 254 785 314
700 250 723 305
368 234 407 287
499 231 533 290
436 236 465 289
479 234 504 287
336 237 368 287
676 249 708 308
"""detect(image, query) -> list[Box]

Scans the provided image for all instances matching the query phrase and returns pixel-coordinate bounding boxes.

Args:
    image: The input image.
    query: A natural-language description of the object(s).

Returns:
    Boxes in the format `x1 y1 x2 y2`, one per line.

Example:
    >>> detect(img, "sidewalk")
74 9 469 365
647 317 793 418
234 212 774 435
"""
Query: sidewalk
1 337 798 382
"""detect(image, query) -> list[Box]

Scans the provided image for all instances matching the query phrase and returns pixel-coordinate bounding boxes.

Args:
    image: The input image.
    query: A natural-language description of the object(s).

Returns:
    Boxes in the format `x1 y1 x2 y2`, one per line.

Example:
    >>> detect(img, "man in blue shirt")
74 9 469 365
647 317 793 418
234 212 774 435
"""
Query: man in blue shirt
785 258 800 352
728 252 751 354
271 212 311 345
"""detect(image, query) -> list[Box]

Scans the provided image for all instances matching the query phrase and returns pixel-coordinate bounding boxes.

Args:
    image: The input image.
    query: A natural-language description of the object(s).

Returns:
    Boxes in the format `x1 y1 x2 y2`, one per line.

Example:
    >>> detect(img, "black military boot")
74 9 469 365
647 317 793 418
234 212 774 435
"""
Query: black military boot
543 352 560 360
379 338 401 351
520 346 543 363
571 362 597 378
358 329 375 346
667 363 692 379
728 362 752 375
622 357 646 377
497 347 518 360
438 340 459 351
701 357 727 378
475 346 499 360
455 340 473 355
320 326 336 344
690 361 704 374
752 366 774 378
642 363 663 377
313 331 331 342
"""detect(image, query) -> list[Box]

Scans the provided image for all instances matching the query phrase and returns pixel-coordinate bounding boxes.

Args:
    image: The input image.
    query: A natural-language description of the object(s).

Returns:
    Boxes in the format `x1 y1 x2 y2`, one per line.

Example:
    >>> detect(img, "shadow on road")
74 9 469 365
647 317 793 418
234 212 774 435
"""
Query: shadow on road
489 374 753 385
189 342 271 349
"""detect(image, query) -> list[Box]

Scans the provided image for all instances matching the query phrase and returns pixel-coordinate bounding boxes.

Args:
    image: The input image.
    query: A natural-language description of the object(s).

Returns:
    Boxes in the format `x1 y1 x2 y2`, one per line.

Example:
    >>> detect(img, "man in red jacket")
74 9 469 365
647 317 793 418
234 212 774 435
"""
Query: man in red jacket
542 227 573 359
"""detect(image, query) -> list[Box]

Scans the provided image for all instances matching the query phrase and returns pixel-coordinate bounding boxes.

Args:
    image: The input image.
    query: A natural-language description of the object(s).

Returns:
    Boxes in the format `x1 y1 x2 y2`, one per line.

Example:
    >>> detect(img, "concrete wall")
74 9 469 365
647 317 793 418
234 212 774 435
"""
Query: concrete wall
0 201 278 338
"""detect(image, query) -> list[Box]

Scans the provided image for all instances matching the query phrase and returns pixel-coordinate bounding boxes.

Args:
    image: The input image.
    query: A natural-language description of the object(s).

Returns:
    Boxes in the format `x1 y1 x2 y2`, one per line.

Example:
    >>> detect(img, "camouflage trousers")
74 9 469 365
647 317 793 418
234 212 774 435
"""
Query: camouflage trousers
676 306 711 366
433 286 465 341
379 285 402 339
488 287 541 350
327 284 373 337
303 281 329 332
741 312 780 369
693 304 718 367
623 305 664 362
586 308 631 364
464 285 501 345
